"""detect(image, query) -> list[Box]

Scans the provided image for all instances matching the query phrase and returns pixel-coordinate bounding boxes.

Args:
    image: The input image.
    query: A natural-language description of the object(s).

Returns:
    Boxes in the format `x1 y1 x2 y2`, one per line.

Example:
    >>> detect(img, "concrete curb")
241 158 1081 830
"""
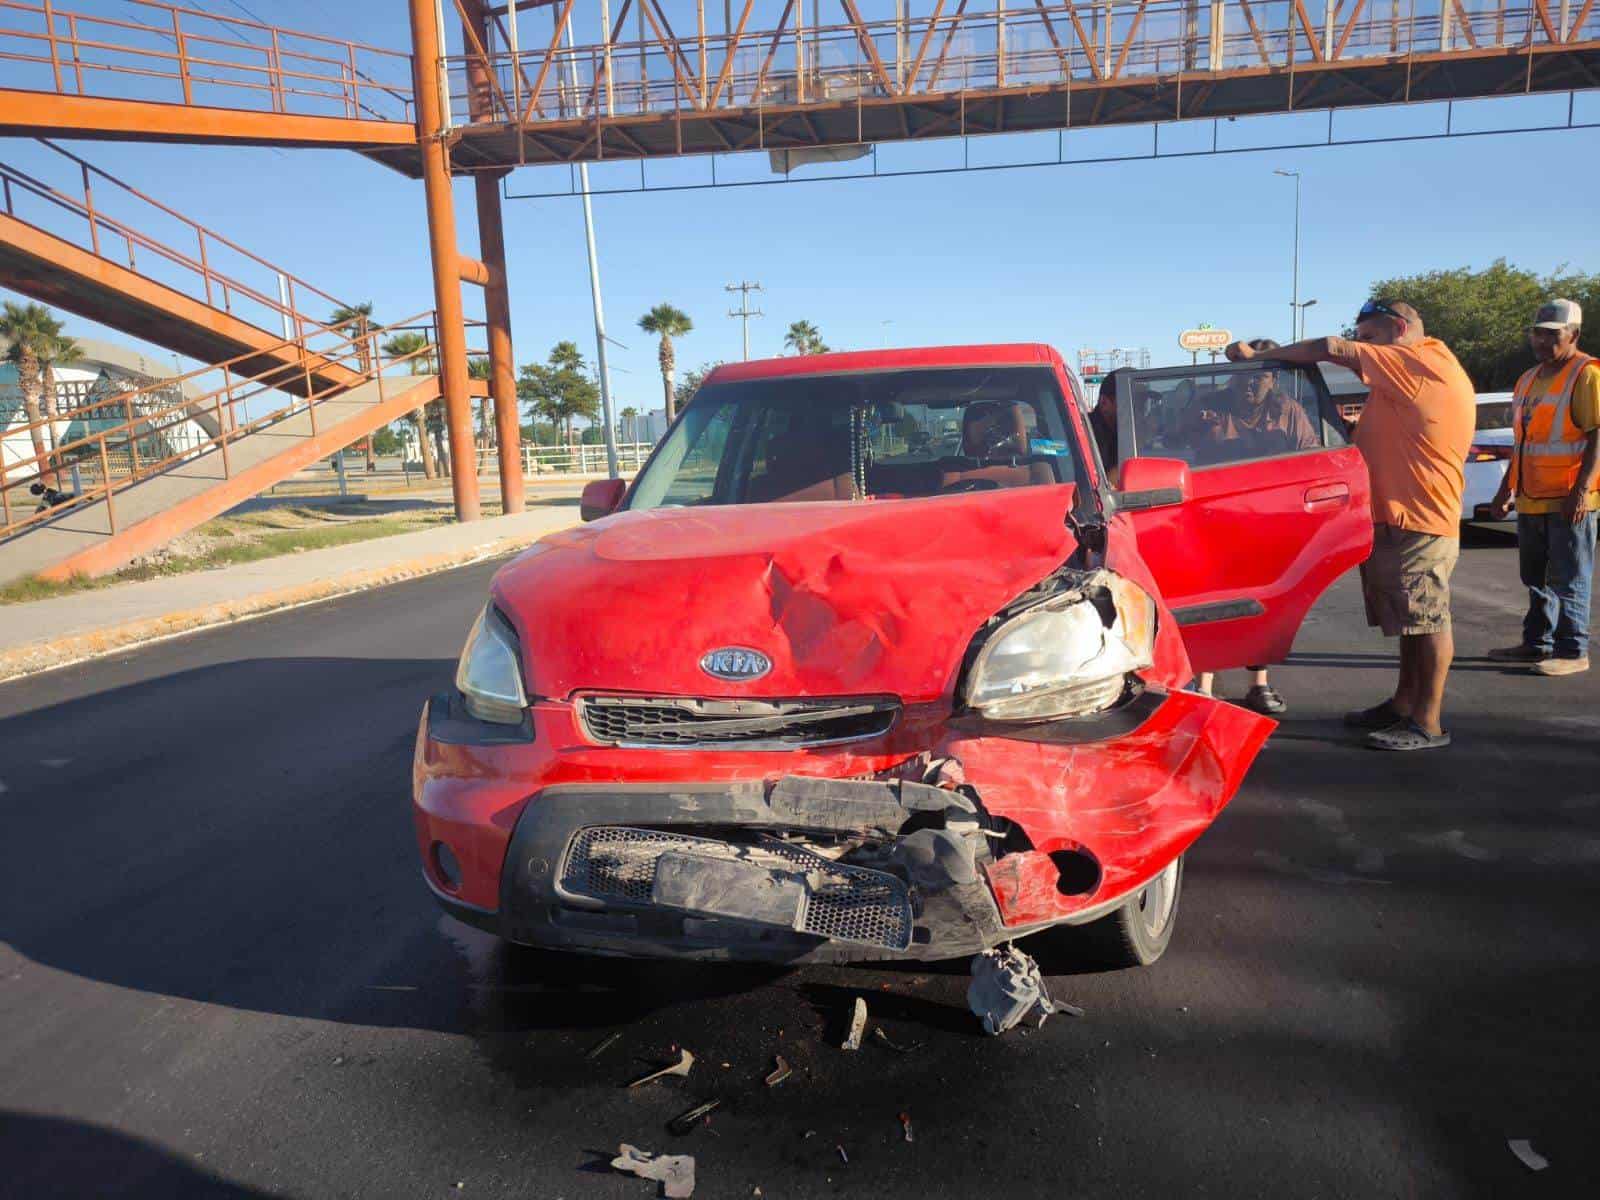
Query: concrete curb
0 530 550 684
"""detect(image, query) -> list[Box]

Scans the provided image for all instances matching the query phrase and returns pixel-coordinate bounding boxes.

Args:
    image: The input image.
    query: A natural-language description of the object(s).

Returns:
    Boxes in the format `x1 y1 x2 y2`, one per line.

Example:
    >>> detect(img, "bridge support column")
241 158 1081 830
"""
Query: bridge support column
476 174 525 515
409 0 479 523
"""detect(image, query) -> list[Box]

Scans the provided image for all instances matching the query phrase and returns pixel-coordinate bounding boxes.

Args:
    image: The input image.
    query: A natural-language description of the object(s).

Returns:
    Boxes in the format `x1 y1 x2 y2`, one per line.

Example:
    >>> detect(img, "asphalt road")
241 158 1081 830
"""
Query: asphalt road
2 524 1596 1200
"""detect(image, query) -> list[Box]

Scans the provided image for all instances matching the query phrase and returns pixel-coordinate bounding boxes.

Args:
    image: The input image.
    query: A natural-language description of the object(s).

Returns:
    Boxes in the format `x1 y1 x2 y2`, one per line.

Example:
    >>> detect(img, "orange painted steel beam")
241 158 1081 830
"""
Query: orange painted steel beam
0 210 362 396
410 0 479 524
36 374 444 581
0 88 416 149
462 0 524 517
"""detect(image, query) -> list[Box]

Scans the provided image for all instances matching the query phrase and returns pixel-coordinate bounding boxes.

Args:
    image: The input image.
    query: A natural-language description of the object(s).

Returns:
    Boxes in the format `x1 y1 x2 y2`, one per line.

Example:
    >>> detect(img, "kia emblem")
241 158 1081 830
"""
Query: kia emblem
700 647 772 681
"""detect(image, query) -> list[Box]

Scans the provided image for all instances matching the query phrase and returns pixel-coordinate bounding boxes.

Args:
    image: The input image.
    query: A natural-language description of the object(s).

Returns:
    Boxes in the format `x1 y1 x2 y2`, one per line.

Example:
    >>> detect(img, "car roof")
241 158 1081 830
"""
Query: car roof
704 344 1063 385
1475 392 1514 404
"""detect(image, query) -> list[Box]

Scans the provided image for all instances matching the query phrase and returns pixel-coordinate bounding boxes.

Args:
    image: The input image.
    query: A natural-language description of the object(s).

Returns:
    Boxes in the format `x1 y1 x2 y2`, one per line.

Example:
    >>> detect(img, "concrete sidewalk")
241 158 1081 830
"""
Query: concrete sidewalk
0 506 580 681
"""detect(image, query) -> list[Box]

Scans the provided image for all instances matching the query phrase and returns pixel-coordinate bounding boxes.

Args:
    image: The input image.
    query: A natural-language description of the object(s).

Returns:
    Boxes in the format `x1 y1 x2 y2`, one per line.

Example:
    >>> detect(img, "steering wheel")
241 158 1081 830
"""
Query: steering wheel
940 477 1002 494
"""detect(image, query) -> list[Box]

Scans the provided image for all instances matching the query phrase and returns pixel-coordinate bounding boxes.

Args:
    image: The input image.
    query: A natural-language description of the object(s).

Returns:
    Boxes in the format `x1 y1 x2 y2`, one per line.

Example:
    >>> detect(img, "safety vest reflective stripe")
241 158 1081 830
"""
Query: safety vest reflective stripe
1511 354 1596 499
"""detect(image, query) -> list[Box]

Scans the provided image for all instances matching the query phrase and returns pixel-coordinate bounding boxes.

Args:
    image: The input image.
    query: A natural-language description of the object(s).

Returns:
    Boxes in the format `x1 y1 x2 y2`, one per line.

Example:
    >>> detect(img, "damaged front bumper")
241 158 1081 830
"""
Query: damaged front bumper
414 687 1273 964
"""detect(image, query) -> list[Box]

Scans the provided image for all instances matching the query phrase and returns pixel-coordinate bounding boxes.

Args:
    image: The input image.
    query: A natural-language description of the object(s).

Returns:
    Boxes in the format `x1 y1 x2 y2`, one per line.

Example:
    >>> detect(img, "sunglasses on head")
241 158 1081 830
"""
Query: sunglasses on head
1357 299 1406 325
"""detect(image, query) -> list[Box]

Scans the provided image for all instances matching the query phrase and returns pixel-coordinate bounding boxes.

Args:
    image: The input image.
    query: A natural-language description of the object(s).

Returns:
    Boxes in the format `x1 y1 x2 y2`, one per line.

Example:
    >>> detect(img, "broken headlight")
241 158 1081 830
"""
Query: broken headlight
455 604 528 725
963 573 1156 720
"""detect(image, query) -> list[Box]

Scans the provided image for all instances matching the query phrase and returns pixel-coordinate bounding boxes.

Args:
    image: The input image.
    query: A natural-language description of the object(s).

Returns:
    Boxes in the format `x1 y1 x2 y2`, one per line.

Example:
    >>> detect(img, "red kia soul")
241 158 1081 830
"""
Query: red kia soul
413 345 1370 968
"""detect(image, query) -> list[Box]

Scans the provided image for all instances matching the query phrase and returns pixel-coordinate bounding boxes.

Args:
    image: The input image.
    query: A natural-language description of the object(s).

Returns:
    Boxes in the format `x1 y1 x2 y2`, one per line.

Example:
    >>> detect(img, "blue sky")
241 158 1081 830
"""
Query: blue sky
4 1 1598 417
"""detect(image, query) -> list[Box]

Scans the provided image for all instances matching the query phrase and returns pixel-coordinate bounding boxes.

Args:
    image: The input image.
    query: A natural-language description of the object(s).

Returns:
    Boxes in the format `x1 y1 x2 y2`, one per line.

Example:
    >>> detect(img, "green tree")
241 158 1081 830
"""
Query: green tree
638 303 693 422
674 360 724 413
330 303 378 466
370 425 403 456
783 319 828 355
328 301 375 349
518 341 599 448
381 330 438 479
469 355 493 450
1363 260 1600 390
1 301 70 487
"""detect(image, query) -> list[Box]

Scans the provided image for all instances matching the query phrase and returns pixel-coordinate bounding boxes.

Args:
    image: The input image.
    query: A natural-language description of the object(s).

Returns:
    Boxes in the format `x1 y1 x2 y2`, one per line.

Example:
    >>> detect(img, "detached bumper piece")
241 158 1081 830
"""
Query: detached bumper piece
498 775 1006 963
561 826 914 951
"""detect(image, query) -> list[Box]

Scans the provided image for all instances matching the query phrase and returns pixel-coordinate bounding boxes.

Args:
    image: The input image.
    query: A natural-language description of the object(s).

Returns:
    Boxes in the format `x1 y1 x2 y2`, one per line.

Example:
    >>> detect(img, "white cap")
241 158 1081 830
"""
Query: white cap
1533 298 1582 330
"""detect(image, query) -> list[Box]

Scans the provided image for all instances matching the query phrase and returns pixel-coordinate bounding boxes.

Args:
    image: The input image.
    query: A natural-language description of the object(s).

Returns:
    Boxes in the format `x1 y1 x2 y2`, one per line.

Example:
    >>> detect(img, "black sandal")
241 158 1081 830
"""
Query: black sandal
1343 699 1402 729
1244 685 1287 715
1365 719 1451 752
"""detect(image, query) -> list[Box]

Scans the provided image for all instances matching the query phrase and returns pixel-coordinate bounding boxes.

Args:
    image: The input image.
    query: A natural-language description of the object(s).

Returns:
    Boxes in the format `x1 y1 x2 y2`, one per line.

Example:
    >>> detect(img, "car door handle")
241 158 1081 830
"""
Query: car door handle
1303 482 1350 511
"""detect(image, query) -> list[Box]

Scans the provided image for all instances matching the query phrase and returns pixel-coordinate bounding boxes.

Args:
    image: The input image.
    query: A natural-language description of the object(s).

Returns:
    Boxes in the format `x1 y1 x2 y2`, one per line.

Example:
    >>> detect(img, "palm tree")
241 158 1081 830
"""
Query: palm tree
328 301 375 350
331 304 377 466
469 356 493 454
620 405 639 444
381 330 437 479
638 303 693 422
784 320 828 356
1 301 67 487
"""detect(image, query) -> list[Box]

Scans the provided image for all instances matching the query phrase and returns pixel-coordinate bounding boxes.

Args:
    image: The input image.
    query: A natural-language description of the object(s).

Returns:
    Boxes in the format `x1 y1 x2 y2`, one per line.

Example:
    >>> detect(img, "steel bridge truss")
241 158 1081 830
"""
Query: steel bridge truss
433 0 1600 172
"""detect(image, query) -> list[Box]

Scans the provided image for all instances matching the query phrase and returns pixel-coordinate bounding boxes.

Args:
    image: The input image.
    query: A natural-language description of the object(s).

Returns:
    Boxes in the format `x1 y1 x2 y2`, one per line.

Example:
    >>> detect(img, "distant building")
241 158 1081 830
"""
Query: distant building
1 338 212 480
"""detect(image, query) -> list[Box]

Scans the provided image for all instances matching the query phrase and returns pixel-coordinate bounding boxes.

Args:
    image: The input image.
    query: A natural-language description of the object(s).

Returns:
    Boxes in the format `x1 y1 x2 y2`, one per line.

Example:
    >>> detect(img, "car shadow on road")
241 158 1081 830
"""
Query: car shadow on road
0 1111 284 1199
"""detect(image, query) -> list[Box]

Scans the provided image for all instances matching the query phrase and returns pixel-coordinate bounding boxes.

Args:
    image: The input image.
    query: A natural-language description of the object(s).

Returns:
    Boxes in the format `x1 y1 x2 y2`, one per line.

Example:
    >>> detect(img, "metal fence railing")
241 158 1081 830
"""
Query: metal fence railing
0 311 461 543
1 139 354 343
447 1 1600 130
0 0 414 122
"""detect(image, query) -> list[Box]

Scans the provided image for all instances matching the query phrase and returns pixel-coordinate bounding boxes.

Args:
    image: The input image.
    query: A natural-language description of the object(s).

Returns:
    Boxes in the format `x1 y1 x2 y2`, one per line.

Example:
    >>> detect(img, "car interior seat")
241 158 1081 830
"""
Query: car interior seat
745 420 856 502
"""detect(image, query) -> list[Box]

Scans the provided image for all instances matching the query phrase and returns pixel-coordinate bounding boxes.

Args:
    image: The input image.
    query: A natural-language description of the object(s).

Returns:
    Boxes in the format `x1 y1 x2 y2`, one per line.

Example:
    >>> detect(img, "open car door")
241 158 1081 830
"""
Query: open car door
1111 361 1372 674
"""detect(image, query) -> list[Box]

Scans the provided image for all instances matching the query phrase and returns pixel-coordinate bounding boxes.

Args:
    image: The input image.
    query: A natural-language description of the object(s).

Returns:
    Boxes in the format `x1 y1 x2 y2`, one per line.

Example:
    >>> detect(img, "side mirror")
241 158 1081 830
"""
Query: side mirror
1116 457 1191 511
580 478 627 522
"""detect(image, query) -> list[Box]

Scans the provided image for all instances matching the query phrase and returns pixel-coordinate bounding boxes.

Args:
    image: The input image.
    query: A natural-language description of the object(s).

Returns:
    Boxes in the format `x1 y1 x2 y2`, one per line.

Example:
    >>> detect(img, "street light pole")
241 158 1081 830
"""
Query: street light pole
560 13 621 479
1297 298 1319 341
1274 169 1301 344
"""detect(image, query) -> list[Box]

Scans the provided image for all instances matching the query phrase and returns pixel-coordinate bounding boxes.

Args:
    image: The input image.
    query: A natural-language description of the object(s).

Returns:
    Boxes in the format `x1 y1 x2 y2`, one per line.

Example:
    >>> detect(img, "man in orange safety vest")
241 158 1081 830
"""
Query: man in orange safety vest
1488 299 1600 676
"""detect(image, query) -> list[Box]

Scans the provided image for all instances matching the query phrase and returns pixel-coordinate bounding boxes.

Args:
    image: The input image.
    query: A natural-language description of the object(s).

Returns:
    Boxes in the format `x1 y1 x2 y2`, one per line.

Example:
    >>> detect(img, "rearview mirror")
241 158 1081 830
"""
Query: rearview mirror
1116 457 1191 511
580 478 627 522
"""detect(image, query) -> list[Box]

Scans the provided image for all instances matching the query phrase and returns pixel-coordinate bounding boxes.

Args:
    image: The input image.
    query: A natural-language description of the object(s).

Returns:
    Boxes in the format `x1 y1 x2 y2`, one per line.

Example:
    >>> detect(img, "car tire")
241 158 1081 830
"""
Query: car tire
1069 856 1185 969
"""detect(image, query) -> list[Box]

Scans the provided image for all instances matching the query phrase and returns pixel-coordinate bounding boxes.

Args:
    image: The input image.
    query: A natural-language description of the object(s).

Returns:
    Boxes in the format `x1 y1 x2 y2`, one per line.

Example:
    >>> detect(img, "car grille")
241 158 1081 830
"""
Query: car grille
576 695 898 749
560 825 914 951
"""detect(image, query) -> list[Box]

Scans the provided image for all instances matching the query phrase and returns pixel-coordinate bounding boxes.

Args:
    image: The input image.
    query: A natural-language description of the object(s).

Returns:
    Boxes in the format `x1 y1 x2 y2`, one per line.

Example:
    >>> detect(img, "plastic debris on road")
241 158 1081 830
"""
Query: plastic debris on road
899 1112 915 1143
873 1027 920 1053
586 1032 622 1059
1508 1139 1549 1171
611 1144 696 1198
841 998 868 1050
967 944 1061 1036
764 1055 791 1087
627 1048 695 1088
668 1099 721 1136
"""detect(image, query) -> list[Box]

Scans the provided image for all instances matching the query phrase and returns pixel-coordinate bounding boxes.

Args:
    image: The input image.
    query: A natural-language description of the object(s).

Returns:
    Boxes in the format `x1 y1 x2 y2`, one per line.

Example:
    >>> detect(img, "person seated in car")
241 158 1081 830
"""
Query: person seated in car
1186 340 1320 463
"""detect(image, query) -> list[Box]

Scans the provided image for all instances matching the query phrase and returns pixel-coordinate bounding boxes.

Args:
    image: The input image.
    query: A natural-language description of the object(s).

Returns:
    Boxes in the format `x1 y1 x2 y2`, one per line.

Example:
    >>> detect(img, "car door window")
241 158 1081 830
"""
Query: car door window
1123 364 1345 469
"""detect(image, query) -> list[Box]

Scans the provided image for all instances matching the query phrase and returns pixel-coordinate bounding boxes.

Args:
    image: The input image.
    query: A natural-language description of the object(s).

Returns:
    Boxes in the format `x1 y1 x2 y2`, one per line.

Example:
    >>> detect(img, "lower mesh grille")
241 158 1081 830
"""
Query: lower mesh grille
577 696 898 748
560 825 913 951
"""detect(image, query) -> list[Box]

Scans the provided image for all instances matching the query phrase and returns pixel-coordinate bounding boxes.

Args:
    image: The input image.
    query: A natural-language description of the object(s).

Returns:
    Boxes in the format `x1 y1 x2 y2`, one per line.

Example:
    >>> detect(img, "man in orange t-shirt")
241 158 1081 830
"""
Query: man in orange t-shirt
1227 299 1475 751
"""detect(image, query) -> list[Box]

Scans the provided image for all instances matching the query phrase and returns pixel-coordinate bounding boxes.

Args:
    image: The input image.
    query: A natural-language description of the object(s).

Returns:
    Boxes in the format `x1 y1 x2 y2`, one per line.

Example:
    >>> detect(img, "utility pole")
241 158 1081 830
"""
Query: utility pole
1274 168 1302 345
726 281 764 361
561 9 621 479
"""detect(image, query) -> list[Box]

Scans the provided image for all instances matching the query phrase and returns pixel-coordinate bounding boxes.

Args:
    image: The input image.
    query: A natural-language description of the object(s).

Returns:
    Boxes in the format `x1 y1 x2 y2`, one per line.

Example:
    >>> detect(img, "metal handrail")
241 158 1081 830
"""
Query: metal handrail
0 311 458 544
0 0 414 123
0 140 354 342
444 0 1599 128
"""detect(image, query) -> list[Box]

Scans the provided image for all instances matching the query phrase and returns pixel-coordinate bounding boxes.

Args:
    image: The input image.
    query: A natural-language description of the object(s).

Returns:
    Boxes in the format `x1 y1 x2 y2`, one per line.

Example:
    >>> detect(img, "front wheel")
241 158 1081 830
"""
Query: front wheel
1072 856 1185 969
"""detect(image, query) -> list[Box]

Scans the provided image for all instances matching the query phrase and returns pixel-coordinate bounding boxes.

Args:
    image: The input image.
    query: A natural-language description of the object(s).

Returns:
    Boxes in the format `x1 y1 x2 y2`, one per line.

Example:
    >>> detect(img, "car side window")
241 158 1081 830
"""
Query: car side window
1127 365 1340 469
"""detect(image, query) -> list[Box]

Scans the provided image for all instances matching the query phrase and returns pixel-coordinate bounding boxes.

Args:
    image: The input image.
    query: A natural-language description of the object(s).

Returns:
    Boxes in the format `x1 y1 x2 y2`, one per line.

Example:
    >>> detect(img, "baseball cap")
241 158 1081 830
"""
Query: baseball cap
1532 298 1582 329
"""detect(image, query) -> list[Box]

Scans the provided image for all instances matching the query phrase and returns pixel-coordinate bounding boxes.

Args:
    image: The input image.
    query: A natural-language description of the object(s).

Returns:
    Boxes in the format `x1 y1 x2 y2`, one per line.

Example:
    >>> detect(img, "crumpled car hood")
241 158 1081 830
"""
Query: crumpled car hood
493 485 1080 702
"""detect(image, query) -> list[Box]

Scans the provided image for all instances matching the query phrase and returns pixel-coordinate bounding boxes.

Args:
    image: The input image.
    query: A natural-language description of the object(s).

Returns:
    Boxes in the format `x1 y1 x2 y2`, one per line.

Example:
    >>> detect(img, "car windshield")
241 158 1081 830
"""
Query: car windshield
628 366 1082 509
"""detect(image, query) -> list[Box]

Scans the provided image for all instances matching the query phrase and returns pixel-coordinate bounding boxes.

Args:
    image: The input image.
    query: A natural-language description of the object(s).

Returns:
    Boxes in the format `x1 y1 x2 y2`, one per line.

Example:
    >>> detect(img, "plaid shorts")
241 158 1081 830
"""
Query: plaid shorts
1360 524 1459 637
